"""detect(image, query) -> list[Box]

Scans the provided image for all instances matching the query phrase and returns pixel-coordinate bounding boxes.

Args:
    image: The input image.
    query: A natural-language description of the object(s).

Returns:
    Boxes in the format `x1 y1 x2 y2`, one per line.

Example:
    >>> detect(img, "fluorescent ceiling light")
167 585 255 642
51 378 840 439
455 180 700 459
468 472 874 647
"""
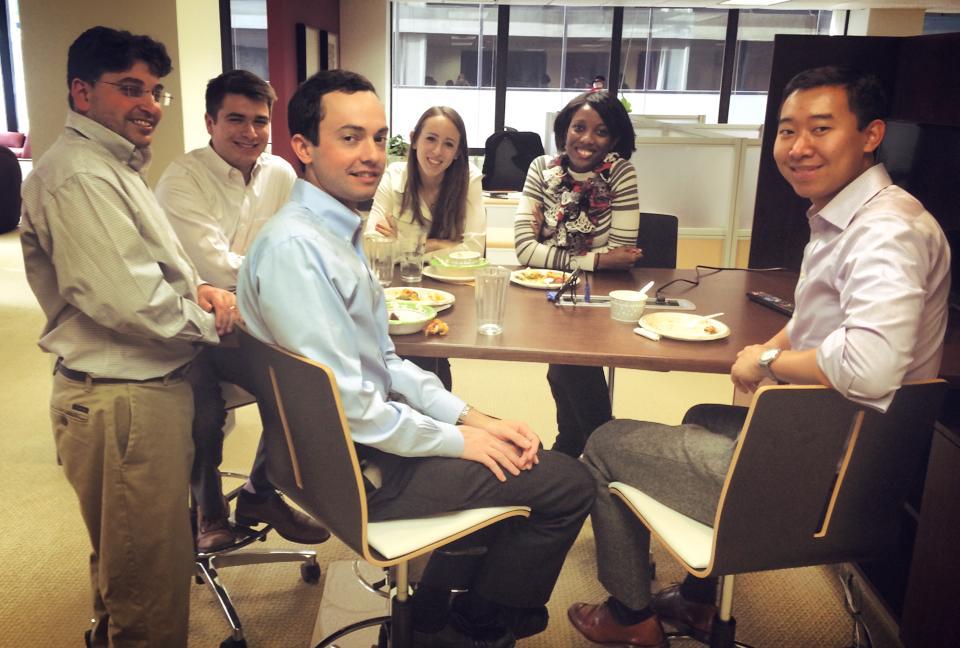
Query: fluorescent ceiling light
720 0 790 6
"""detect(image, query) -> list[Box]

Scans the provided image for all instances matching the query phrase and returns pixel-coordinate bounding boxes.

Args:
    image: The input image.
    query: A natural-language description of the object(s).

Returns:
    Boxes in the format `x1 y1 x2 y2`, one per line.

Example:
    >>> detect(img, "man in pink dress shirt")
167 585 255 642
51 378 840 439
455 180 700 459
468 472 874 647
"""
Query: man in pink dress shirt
567 65 951 648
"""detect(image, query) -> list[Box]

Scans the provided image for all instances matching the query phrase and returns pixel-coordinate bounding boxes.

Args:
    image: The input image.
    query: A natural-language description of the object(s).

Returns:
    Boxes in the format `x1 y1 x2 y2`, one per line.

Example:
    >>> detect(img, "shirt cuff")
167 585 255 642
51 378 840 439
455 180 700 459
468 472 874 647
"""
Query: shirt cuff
573 252 598 272
434 421 466 457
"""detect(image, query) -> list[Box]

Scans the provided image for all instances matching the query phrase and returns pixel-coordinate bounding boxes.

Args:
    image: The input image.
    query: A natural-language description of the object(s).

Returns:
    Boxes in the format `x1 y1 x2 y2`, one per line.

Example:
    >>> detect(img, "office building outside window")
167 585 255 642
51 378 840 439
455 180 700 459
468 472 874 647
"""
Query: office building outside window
393 3 497 151
390 2 833 149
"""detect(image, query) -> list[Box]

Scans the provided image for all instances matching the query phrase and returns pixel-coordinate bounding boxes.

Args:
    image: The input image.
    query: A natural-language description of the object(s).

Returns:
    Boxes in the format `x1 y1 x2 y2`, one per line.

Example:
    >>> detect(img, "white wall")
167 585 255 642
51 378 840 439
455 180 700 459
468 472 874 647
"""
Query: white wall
19 0 222 185
341 0 391 120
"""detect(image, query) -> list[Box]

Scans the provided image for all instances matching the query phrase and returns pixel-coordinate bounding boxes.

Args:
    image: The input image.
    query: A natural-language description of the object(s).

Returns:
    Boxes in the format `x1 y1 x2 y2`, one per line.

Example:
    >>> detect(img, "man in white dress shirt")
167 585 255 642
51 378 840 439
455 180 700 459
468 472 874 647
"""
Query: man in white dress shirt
568 65 951 648
157 69 328 551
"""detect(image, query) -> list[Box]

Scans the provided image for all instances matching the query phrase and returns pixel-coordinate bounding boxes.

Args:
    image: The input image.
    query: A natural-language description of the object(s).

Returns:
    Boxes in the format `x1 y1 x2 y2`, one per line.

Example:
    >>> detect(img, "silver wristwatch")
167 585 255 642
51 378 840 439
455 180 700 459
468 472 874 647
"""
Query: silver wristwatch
456 404 472 425
758 348 782 382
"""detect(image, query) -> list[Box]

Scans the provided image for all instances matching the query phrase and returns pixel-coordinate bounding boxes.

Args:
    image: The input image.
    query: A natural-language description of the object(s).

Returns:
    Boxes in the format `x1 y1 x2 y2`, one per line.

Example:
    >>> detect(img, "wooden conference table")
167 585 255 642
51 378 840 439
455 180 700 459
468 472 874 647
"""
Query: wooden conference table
393 267 793 375
392 267 960 383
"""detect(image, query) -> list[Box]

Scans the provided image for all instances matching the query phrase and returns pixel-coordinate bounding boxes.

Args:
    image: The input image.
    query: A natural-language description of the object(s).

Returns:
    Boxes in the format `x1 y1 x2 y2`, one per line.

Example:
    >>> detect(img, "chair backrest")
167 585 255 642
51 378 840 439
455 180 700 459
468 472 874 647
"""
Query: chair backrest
1 145 22 234
481 130 544 191
233 326 372 560
707 381 947 577
634 212 678 269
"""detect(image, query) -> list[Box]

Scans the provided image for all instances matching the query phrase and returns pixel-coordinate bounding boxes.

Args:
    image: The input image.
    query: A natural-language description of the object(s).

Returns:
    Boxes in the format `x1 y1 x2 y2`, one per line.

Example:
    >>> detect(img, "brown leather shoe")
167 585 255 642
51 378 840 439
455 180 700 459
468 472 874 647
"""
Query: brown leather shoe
196 514 237 553
567 601 667 647
235 489 331 544
650 584 716 642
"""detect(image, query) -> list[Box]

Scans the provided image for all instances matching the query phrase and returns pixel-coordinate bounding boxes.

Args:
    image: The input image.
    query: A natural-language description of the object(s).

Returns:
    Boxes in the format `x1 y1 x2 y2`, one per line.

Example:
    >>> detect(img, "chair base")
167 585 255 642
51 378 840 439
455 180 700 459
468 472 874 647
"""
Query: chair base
195 524 319 646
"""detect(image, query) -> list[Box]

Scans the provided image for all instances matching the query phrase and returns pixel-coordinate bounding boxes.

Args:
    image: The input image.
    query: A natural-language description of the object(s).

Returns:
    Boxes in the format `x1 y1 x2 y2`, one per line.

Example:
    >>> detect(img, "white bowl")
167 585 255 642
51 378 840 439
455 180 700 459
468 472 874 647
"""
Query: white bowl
386 301 437 335
609 290 647 322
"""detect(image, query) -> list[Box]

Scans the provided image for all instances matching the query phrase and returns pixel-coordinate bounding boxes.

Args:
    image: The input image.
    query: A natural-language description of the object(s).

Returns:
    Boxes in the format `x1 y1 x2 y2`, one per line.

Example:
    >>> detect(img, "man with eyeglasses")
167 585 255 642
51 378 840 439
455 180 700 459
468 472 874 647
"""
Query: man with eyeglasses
20 26 238 647
156 70 328 552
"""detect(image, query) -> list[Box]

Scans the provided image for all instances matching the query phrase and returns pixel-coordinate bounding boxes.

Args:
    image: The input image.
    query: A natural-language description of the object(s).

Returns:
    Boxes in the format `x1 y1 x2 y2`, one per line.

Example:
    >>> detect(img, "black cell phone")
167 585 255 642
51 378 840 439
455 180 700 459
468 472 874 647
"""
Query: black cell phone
746 291 794 316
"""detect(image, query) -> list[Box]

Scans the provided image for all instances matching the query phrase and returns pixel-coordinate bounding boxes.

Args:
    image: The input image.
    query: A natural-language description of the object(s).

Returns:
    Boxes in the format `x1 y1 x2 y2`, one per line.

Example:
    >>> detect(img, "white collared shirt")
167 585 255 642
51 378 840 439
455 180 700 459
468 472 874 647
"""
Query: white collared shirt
788 164 951 411
156 144 296 290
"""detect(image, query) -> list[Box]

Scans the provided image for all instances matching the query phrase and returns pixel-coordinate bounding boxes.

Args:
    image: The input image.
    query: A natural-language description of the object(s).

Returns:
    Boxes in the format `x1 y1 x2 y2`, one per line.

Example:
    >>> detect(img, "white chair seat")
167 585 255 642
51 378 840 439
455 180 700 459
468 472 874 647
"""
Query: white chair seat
610 482 713 570
367 506 530 560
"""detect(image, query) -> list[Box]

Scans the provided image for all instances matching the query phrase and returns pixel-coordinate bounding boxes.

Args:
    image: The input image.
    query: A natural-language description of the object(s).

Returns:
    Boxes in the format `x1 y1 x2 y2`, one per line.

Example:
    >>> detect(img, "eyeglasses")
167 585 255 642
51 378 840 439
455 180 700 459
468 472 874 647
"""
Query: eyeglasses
100 81 173 106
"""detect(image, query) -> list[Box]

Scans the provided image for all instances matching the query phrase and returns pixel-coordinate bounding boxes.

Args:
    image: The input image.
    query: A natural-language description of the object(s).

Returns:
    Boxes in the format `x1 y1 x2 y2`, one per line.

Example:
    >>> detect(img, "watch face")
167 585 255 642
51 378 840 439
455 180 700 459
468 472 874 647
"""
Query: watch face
760 349 779 365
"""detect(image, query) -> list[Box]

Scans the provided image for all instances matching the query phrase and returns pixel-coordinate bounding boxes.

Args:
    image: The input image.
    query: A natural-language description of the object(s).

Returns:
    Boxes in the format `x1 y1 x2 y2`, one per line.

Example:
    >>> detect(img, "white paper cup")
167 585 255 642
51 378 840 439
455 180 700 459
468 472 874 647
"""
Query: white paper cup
609 290 647 322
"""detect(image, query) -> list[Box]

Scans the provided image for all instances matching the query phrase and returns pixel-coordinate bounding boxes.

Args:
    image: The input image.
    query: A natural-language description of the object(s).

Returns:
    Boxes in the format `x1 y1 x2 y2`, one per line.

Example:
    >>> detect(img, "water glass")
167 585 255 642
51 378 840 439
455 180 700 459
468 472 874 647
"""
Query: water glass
475 266 510 335
398 232 426 283
365 234 395 287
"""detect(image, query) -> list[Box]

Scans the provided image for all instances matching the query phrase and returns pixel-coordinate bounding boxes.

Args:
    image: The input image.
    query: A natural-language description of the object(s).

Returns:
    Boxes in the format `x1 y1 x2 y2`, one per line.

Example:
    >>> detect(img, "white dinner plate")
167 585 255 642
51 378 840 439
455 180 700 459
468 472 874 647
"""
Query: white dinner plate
383 286 455 311
638 312 731 342
422 267 476 285
509 268 575 290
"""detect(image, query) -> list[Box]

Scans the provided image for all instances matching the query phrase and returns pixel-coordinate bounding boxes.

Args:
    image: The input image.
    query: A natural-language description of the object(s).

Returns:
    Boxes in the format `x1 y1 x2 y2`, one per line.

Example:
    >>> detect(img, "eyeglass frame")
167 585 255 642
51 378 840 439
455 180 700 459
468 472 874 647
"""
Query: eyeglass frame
99 80 174 106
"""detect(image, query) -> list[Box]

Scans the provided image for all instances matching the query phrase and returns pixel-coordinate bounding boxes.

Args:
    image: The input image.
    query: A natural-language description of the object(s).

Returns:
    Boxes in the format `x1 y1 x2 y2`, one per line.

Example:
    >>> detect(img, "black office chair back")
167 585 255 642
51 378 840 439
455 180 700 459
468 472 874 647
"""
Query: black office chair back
481 129 544 192
1 145 21 234
634 212 678 268
235 326 370 558
709 381 947 577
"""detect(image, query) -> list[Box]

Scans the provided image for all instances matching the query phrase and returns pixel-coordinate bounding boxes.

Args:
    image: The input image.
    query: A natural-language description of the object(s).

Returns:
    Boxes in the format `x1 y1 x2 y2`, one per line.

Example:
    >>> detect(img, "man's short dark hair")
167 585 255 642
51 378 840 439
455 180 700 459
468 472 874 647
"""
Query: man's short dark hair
67 26 172 102
553 90 636 159
781 65 888 130
287 70 376 145
205 69 277 118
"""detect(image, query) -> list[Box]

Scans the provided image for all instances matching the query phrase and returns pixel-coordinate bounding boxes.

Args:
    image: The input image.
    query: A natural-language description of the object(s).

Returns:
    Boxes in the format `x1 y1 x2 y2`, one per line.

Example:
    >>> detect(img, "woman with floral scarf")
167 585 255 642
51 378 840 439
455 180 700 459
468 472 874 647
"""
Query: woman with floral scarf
514 90 641 457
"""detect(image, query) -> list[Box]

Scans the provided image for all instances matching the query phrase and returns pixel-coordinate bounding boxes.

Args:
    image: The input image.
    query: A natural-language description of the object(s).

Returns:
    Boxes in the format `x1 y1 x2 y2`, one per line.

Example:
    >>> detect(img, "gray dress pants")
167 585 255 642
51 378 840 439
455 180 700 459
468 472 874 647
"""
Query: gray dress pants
581 404 747 609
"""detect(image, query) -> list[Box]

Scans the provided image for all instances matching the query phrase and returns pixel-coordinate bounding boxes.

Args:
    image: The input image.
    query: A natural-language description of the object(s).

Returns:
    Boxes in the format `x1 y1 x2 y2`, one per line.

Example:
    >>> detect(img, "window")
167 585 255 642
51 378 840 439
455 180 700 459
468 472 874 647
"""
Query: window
730 10 832 123
229 0 269 81
2 0 27 133
389 2 833 142
393 3 497 149
619 7 728 121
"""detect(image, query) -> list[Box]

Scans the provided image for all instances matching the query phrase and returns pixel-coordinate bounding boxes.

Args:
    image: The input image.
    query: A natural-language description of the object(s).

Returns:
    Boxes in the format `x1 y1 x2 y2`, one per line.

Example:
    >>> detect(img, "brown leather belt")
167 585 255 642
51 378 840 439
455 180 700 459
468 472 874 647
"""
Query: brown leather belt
54 358 189 385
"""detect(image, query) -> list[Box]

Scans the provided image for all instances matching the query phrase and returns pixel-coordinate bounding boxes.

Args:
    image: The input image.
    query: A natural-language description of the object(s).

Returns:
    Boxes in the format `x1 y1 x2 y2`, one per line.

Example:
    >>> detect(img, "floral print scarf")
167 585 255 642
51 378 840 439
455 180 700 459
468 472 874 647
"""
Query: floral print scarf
539 152 619 255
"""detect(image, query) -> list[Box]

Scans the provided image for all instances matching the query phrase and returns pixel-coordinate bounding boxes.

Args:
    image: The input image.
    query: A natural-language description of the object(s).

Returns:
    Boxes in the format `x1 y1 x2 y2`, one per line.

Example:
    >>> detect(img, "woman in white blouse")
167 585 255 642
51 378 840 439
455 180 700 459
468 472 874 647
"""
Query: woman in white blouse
366 106 484 389
366 106 484 253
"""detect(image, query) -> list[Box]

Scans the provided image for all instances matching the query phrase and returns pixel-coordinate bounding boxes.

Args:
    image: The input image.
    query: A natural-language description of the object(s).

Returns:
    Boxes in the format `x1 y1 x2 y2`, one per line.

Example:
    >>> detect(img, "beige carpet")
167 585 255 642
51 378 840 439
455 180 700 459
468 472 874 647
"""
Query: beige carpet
0 230 853 647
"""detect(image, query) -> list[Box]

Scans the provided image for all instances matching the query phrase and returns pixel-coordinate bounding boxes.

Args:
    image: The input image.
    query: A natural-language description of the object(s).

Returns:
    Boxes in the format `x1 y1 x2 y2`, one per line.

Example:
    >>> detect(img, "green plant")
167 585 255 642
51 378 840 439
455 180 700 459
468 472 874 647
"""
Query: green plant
387 134 409 157
619 95 633 113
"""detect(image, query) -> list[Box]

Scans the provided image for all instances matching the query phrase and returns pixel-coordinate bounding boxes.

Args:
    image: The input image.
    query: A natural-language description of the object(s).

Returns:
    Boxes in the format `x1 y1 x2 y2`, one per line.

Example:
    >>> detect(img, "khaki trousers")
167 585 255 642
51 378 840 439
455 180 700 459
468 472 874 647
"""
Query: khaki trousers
51 372 195 647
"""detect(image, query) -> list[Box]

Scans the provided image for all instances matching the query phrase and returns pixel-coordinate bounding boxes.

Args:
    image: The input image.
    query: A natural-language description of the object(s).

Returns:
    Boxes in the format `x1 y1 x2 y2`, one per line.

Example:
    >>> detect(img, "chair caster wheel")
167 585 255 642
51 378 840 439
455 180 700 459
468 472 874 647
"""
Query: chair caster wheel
220 637 247 648
301 561 321 583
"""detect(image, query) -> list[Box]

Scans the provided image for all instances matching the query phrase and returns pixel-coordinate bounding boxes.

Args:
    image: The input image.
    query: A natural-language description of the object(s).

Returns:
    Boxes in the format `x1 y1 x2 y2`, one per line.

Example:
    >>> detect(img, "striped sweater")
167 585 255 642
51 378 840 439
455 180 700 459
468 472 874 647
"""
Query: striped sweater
513 154 640 271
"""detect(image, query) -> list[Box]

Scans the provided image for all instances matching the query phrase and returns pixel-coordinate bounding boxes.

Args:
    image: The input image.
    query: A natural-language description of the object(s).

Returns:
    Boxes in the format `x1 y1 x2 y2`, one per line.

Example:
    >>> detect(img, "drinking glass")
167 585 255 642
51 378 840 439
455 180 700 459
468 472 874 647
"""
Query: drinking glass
475 266 510 335
398 232 426 283
365 234 395 287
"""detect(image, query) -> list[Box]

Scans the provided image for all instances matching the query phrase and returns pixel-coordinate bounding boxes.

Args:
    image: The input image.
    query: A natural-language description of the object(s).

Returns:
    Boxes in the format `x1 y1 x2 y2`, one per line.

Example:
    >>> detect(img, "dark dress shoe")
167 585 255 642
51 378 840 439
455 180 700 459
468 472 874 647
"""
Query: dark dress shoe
196 515 237 553
567 601 667 647
413 622 516 648
235 489 331 544
650 584 716 642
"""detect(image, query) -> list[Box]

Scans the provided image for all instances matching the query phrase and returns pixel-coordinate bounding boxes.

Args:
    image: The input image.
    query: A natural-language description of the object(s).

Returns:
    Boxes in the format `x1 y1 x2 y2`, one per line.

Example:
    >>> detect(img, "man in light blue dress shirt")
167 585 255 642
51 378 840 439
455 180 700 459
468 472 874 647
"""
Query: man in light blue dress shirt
237 70 594 648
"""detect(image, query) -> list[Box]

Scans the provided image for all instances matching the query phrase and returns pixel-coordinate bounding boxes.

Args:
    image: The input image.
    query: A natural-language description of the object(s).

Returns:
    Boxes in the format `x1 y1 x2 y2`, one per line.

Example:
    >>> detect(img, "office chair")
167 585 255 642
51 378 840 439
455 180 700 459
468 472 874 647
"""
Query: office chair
1 145 21 234
609 381 947 647
481 128 544 192
232 326 530 648
193 386 321 648
634 212 679 269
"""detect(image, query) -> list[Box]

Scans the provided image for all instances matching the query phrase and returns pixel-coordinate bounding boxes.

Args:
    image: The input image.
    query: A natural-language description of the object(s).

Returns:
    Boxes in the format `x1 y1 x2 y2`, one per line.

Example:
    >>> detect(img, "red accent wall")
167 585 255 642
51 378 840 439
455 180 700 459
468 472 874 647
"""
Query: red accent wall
267 0 340 167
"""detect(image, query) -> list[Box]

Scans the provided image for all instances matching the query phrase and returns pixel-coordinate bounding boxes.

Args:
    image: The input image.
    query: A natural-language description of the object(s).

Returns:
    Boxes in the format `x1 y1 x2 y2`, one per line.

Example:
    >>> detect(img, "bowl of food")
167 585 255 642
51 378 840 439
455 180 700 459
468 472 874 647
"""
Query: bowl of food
428 250 489 278
609 290 647 322
386 301 437 335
